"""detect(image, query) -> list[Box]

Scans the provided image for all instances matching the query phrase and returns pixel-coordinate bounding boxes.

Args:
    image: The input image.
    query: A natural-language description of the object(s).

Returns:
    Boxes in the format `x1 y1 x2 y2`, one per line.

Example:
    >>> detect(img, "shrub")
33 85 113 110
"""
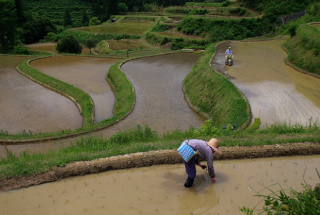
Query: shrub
89 17 101 26
56 35 82 54
11 45 30 55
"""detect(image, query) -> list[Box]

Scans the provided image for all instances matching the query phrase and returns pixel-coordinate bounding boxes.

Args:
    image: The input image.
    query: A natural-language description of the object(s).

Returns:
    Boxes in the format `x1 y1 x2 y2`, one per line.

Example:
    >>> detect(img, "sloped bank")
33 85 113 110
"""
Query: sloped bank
1 142 319 191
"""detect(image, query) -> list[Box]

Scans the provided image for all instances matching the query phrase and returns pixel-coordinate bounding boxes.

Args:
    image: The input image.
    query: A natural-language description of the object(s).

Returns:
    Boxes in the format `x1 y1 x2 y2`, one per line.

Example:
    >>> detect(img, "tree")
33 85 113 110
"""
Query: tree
56 36 82 54
118 3 128 14
85 38 98 55
82 10 89 26
0 0 17 53
64 9 72 27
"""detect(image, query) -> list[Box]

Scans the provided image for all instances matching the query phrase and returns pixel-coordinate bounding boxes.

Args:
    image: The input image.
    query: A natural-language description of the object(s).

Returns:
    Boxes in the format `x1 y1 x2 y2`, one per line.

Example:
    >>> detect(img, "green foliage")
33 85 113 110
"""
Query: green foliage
177 17 270 42
284 23 320 75
183 43 251 128
245 118 261 133
81 10 89 26
24 0 92 26
308 2 320 16
1 122 320 179
242 176 320 214
44 32 57 42
0 0 17 53
288 24 298 37
85 38 98 54
89 17 101 26
56 35 82 54
10 45 30 55
64 9 73 27
118 2 128 14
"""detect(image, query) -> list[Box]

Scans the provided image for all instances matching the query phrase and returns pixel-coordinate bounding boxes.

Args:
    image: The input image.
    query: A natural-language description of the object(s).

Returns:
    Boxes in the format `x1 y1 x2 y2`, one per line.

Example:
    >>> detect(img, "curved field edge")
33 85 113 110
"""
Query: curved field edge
1 46 251 143
0 57 136 143
1 142 320 191
183 43 251 129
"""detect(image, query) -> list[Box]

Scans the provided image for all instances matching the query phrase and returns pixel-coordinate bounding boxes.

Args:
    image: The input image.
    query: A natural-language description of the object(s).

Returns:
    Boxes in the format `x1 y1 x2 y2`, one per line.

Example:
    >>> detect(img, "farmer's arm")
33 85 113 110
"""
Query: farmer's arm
205 150 216 179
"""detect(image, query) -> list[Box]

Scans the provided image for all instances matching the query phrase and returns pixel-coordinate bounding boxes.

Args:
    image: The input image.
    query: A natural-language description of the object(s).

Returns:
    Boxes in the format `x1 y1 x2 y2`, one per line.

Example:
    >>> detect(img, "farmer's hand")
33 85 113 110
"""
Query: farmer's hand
198 162 207 170
212 177 217 182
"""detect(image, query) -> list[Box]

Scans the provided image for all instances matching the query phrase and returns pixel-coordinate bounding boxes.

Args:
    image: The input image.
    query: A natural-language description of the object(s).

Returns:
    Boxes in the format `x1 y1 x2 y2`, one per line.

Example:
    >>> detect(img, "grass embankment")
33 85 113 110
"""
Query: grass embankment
0 57 135 141
0 46 320 179
284 23 320 77
183 43 251 128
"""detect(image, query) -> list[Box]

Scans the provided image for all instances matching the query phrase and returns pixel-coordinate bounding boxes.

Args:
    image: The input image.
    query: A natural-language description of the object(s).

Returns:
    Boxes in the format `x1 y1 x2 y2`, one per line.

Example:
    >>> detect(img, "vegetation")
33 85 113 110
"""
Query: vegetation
56 35 82 54
283 21 320 76
183 43 251 128
241 170 320 214
1 122 319 179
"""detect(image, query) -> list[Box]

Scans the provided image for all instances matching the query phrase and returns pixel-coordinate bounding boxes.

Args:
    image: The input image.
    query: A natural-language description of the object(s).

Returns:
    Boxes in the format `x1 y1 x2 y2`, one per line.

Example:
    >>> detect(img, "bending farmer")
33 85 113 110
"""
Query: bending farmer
183 138 222 187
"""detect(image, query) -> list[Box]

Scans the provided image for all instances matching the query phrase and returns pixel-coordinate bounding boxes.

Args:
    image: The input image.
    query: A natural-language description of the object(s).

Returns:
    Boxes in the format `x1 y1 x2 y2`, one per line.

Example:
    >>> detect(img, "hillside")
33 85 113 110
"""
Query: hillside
25 0 92 26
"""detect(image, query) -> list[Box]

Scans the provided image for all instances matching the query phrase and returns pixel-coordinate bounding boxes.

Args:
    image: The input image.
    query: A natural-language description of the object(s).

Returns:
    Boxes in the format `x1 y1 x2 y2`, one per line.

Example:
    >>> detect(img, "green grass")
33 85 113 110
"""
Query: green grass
75 21 154 35
0 123 319 179
106 40 150 50
284 23 320 76
0 56 135 141
183 43 251 129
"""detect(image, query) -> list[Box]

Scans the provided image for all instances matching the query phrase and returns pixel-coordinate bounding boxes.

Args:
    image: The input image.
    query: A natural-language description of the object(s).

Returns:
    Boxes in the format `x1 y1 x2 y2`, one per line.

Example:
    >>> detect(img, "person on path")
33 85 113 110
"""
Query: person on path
183 138 222 187
225 46 233 62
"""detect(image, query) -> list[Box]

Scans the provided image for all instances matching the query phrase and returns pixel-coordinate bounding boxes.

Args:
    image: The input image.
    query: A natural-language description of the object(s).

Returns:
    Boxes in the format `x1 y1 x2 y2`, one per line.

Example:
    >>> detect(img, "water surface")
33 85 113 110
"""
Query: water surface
1 155 319 215
0 56 82 134
30 56 120 123
212 39 320 126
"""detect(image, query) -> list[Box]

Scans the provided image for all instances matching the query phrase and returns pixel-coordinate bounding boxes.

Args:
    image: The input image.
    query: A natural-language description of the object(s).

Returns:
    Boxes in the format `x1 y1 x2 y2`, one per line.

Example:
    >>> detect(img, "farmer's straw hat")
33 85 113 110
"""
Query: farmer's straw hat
207 138 222 155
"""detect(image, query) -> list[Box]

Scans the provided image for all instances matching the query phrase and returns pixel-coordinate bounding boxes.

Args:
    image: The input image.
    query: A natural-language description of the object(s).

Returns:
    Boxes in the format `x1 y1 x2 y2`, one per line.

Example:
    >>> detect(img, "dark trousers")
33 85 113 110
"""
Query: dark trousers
184 156 197 179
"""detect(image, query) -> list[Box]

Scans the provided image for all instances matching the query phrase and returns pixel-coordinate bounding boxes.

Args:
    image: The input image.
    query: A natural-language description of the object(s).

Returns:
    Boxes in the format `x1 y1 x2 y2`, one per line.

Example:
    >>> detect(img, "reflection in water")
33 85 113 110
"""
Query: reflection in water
212 39 320 126
1 155 319 215
0 56 82 134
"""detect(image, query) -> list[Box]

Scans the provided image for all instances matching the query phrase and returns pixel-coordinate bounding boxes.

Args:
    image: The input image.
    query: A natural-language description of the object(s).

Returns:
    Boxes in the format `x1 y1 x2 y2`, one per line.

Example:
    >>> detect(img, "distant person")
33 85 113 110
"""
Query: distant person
225 46 233 62
181 138 222 187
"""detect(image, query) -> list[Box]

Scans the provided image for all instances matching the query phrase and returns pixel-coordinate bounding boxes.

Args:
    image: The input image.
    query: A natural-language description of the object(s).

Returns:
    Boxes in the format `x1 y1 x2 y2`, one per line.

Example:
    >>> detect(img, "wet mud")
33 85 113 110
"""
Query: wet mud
30 56 120 123
1 147 319 215
212 39 320 126
0 56 82 134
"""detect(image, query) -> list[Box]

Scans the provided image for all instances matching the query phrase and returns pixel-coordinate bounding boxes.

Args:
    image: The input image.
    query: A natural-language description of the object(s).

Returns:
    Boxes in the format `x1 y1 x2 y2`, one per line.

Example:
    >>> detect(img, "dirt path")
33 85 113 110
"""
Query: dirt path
1 142 319 191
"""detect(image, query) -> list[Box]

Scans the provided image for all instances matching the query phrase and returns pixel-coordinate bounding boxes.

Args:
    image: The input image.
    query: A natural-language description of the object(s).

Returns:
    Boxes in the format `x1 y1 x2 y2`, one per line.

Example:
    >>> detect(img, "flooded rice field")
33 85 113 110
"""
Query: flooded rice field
212 39 320 126
30 56 120 123
97 53 204 139
0 56 82 134
0 53 203 157
1 155 319 215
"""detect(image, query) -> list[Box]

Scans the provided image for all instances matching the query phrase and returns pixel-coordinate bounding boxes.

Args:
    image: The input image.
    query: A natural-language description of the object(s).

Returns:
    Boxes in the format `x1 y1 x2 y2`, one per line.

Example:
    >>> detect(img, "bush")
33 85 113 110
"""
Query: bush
44 32 57 42
89 17 101 26
56 35 82 54
11 45 30 55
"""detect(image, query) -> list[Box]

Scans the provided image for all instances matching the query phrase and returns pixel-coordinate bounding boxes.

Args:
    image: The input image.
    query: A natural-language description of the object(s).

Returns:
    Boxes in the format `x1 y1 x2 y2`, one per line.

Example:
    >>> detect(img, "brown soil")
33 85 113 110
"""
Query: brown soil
1 142 319 192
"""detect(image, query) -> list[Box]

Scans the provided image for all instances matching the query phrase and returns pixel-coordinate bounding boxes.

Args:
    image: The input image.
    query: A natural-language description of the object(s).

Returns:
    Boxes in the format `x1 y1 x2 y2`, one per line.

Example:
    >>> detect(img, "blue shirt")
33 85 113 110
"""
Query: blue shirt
225 49 232 55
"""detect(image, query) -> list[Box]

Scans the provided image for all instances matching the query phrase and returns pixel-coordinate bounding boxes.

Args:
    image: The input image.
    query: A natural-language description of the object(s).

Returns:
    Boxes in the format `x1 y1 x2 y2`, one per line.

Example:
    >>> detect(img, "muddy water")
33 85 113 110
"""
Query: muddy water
98 53 204 138
1 155 319 215
212 39 320 126
0 53 203 157
30 56 120 123
0 56 82 134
